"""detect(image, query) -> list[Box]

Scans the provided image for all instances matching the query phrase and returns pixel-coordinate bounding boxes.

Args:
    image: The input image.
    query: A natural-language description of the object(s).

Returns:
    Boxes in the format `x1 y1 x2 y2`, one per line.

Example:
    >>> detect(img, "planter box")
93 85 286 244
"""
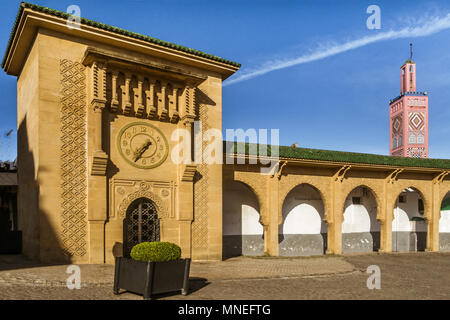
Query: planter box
113 257 191 300
0 231 22 254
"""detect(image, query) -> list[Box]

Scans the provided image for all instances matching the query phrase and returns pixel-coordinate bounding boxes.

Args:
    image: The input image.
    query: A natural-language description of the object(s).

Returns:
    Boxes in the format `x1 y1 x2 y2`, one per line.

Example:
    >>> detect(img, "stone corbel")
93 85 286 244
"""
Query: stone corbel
91 150 108 176
273 161 287 180
181 164 197 182
146 78 157 118
110 71 120 112
387 168 404 184
178 164 197 222
180 114 196 131
90 65 109 176
334 165 352 182
158 81 169 119
169 86 180 123
90 102 109 176
120 73 132 114
433 171 449 184
133 75 145 117
185 82 197 118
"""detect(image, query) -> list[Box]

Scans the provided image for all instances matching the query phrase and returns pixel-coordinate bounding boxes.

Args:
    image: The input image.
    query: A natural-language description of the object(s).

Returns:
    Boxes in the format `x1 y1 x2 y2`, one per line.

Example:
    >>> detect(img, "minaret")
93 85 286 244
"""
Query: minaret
389 44 429 158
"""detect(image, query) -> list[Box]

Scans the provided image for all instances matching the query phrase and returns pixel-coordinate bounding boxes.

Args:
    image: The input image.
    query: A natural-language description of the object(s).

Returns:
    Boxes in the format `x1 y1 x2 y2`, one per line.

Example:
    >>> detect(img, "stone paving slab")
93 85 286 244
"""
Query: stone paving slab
190 256 355 280
0 253 449 299
0 255 355 287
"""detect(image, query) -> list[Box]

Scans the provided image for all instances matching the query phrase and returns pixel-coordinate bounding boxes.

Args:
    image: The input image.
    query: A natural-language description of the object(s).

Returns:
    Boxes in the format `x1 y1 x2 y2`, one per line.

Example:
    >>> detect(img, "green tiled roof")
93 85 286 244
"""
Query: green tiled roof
442 198 450 211
224 142 450 170
2 2 241 69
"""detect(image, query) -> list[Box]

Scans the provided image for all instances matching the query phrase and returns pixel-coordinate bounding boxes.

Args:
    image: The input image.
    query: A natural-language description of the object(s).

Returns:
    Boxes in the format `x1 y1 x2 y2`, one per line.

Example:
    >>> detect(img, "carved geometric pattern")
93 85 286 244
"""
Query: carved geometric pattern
392 114 402 134
60 59 88 257
392 150 403 157
118 186 167 219
408 112 425 131
407 147 426 158
193 96 209 249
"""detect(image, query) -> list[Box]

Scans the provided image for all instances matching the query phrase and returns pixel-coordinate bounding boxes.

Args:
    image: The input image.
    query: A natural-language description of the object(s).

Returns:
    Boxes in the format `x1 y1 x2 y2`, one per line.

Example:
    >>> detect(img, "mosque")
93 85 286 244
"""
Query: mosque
2 2 450 263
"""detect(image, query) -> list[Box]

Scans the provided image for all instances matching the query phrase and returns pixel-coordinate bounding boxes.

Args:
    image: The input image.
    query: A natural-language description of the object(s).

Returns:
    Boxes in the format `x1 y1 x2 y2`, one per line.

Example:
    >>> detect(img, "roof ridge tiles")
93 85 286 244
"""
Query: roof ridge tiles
2 2 241 69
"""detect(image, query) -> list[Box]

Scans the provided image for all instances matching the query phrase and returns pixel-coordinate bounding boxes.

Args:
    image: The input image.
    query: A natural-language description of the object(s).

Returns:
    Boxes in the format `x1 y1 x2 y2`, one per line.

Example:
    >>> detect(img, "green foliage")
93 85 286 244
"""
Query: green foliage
130 241 181 262
441 197 450 211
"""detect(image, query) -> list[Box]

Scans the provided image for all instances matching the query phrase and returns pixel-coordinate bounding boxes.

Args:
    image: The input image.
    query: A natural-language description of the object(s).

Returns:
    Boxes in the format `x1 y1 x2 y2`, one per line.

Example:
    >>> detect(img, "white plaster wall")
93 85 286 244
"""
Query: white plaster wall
283 201 323 234
440 210 450 233
342 187 379 233
223 183 263 236
241 205 264 235
392 208 412 232
392 191 427 232
282 184 326 235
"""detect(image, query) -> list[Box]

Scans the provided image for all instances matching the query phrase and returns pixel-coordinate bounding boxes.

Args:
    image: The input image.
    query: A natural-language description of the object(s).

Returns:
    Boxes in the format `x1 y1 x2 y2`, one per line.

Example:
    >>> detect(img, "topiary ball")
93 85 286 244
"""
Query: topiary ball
130 241 181 262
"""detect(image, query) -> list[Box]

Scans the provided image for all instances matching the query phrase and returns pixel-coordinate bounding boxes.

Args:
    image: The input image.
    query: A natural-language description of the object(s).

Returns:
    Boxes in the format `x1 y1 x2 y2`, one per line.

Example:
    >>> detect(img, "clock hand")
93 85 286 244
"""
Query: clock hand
133 140 152 162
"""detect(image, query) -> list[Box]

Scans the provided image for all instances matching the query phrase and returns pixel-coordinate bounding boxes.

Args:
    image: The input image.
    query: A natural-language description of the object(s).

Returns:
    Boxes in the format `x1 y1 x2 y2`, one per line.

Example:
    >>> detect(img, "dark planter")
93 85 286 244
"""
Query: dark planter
113 256 191 300
0 231 22 254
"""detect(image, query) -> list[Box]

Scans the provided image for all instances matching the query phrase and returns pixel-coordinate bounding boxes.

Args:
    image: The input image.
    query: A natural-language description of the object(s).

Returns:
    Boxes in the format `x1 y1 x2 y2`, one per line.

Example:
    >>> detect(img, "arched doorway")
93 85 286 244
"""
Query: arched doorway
123 197 160 257
279 184 327 256
342 186 380 253
223 181 263 258
392 188 427 252
440 191 450 251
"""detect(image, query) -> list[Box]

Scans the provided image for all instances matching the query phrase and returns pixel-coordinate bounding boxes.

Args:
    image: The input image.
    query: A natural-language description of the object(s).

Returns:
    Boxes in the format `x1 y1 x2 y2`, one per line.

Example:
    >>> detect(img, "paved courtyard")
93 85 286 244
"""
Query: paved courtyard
0 252 449 300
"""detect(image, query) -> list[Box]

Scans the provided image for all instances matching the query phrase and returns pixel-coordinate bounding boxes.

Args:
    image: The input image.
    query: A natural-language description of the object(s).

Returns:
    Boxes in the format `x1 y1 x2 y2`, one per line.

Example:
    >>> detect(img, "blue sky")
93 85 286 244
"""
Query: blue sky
0 0 450 160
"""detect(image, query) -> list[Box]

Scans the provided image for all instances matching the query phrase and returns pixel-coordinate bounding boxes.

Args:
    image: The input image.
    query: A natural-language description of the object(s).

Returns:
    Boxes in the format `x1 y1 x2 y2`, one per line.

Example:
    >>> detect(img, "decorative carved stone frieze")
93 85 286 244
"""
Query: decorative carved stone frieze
59 59 88 258
110 178 175 220
83 50 201 123
119 188 167 220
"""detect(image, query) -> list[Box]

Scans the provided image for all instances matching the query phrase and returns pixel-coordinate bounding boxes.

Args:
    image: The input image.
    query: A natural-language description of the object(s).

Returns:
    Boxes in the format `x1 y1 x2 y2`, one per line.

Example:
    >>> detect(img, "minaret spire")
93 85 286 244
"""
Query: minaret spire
410 43 413 61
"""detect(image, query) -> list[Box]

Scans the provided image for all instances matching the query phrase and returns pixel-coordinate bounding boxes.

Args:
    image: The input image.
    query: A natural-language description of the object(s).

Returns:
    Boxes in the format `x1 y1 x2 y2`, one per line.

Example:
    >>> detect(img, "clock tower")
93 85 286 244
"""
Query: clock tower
389 44 429 158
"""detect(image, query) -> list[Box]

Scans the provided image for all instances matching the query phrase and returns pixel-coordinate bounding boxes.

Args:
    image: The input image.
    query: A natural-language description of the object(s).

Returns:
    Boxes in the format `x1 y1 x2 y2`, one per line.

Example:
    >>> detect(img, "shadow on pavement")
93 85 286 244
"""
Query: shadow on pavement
0 254 66 271
114 277 210 300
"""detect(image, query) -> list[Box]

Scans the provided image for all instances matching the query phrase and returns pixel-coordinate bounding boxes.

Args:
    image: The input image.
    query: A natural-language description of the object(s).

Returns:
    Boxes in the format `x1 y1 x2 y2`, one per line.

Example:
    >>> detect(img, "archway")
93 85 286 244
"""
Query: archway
440 191 450 251
392 187 427 252
342 186 380 253
123 197 160 257
222 181 264 258
279 184 327 256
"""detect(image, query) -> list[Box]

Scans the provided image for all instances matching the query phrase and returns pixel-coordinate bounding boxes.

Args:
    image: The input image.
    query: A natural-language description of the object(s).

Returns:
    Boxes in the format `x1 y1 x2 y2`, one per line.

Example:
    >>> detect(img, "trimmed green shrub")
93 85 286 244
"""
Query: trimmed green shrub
130 241 181 262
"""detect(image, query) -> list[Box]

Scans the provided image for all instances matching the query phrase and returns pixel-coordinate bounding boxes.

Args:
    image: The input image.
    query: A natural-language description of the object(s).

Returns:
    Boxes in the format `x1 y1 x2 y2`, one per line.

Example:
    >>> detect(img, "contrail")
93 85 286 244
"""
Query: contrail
224 14 450 86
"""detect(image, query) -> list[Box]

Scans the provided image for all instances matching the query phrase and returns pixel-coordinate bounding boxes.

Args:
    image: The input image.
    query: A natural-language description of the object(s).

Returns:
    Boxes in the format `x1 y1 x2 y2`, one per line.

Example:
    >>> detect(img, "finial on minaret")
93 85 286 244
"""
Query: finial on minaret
410 43 413 61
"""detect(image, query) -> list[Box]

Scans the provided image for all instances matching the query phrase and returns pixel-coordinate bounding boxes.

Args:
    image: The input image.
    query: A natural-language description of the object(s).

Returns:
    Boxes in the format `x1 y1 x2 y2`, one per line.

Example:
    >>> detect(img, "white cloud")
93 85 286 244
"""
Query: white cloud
224 14 450 86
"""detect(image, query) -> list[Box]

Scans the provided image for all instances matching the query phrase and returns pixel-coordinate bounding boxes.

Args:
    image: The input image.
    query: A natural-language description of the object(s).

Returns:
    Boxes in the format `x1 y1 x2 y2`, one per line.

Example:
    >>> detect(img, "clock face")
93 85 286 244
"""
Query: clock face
117 122 169 169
